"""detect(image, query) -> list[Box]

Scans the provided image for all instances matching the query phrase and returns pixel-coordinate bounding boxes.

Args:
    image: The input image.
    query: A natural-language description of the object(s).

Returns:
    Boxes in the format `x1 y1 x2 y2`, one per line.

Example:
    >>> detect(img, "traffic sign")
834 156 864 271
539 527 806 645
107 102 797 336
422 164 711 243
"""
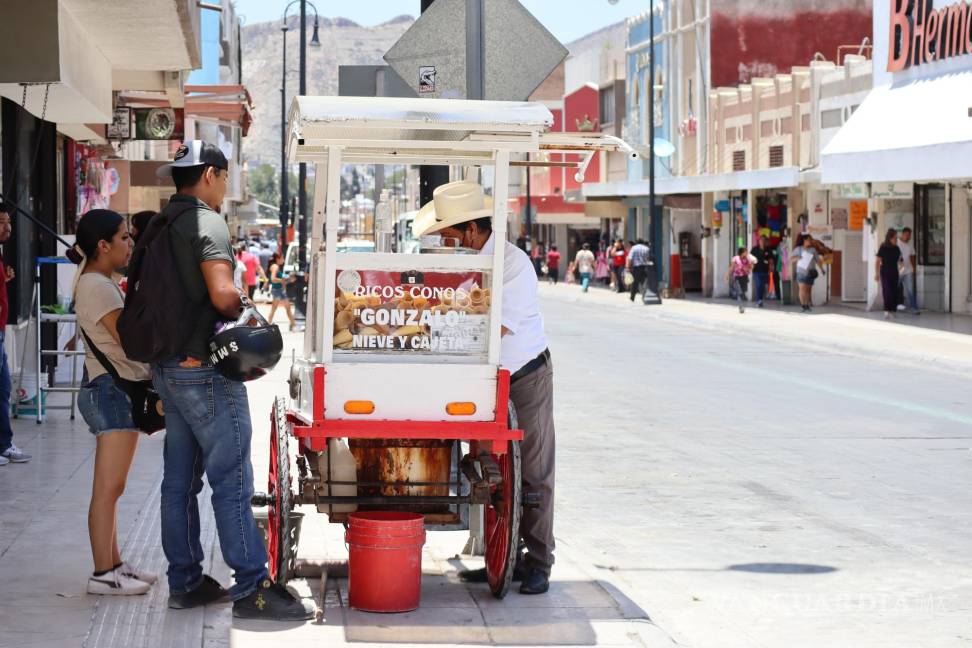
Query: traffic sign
384 0 567 101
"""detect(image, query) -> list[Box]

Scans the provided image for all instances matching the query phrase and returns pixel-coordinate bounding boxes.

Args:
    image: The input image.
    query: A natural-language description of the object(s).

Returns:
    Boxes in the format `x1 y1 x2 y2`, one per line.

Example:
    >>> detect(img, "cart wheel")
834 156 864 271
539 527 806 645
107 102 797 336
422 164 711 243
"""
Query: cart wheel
267 396 295 583
484 403 522 599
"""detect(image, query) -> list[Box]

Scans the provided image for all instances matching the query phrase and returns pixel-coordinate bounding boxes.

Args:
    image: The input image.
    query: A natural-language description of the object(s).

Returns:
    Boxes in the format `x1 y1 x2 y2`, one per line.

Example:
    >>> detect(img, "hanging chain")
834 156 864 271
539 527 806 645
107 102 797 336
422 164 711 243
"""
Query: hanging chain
17 82 52 121
41 84 50 122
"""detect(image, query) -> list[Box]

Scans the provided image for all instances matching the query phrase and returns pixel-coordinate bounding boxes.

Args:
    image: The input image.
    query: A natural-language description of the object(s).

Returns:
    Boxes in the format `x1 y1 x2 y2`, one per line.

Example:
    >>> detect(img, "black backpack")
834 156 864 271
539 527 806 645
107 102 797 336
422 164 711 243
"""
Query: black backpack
118 204 198 363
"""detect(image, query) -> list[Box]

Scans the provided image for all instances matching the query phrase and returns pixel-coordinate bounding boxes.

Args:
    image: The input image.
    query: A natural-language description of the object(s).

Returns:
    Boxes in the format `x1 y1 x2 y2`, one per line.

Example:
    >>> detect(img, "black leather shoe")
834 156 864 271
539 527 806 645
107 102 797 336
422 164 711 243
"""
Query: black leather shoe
168 575 229 609
233 578 315 621
518 568 549 595
459 560 526 583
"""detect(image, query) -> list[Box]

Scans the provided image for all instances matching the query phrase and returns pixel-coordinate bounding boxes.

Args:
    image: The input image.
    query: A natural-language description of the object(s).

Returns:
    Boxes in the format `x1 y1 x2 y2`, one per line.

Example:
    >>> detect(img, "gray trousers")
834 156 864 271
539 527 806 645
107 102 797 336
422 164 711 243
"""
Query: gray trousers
509 357 556 574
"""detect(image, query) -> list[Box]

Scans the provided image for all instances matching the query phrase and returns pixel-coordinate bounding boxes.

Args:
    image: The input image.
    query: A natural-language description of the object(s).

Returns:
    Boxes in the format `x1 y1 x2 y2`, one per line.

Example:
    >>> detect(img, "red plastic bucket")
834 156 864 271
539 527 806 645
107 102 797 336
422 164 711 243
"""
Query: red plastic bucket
346 511 426 612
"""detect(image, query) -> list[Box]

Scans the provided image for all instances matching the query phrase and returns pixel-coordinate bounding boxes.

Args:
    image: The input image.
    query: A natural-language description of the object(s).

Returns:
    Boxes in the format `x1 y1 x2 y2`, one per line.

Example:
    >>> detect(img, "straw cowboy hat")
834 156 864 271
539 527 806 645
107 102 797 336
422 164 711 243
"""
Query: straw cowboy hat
412 180 494 238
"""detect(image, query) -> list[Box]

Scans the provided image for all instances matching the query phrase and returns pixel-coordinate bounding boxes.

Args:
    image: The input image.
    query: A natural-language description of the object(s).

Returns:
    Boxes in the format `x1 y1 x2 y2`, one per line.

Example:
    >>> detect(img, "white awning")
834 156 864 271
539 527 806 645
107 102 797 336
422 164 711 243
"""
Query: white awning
583 166 800 199
822 70 972 184
535 212 595 226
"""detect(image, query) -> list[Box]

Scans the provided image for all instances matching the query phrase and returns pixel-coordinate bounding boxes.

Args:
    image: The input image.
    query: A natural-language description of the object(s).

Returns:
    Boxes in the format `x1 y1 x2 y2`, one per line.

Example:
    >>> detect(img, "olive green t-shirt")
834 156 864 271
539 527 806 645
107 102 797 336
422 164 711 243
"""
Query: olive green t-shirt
164 194 233 360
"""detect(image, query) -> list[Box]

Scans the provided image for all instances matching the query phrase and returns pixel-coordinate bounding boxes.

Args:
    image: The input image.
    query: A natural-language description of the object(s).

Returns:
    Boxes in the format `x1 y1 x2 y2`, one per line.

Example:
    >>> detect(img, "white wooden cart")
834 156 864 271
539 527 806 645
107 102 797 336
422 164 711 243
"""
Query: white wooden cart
258 96 635 598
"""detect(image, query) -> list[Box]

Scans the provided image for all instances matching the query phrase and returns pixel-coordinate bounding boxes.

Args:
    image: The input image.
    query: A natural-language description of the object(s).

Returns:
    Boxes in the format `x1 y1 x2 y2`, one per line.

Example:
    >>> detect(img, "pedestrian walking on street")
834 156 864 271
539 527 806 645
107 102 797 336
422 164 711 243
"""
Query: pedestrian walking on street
876 228 902 320
416 181 556 595
594 245 611 287
267 250 297 330
610 239 627 292
0 205 30 467
897 227 920 314
545 245 561 284
750 236 775 308
726 247 754 313
70 209 156 596
575 243 595 292
627 239 651 302
138 141 313 620
236 243 266 301
793 234 825 312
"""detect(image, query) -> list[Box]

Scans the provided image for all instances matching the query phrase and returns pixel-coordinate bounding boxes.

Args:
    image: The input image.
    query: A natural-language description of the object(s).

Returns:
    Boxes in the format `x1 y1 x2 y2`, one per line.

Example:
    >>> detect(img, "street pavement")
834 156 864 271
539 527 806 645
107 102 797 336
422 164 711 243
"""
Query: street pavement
0 293 969 647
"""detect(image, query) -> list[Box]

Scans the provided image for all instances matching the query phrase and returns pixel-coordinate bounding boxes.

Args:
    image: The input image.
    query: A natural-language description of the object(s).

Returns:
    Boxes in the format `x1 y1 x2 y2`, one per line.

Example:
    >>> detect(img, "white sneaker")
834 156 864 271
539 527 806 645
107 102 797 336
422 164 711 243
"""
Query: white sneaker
2 444 31 463
119 561 158 584
0 455 8 466
87 568 151 596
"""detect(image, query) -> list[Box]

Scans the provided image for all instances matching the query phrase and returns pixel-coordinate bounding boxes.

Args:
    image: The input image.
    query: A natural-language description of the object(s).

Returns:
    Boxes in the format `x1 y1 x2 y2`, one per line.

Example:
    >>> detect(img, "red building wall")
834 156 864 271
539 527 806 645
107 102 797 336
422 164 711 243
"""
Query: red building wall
563 84 601 194
711 0 873 87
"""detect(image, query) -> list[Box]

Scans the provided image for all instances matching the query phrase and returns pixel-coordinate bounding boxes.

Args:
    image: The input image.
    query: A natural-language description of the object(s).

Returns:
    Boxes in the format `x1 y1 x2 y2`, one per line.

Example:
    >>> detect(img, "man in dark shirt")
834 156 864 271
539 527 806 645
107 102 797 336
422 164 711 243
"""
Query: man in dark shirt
750 236 775 308
151 141 311 621
0 206 31 465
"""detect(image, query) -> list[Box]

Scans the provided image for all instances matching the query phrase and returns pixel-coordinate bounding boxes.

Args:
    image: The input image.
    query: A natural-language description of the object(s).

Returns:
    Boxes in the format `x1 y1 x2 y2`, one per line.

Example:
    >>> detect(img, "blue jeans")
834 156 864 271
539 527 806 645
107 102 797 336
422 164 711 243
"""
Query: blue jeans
900 273 918 311
0 332 12 453
580 272 591 292
153 359 267 600
753 272 768 304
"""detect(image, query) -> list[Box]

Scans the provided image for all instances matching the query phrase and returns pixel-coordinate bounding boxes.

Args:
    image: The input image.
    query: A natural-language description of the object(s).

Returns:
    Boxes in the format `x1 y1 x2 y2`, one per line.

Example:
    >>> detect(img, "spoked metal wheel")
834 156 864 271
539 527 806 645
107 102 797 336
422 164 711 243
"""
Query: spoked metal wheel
267 396 295 583
484 403 522 599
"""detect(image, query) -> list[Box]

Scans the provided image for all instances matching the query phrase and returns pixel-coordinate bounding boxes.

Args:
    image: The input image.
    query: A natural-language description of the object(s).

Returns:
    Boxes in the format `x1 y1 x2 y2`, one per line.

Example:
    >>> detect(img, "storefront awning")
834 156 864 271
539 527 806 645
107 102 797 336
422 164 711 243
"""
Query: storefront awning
583 166 800 199
535 213 597 226
822 70 972 184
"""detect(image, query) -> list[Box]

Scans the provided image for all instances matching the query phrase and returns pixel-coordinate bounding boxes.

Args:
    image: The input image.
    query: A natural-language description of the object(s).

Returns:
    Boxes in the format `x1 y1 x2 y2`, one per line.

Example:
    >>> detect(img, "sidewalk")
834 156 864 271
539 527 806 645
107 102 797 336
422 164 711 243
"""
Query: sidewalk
0 324 665 648
541 282 972 375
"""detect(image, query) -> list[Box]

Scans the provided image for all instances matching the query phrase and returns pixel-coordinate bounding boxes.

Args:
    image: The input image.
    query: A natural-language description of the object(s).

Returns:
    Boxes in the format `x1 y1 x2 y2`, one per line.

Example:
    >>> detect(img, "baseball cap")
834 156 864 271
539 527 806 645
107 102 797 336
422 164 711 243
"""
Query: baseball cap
156 140 229 178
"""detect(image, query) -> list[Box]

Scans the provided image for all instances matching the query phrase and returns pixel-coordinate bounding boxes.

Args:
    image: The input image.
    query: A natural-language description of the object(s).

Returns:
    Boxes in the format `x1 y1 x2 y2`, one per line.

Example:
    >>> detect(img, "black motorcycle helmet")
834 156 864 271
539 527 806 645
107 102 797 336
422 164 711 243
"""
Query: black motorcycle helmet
208 297 283 381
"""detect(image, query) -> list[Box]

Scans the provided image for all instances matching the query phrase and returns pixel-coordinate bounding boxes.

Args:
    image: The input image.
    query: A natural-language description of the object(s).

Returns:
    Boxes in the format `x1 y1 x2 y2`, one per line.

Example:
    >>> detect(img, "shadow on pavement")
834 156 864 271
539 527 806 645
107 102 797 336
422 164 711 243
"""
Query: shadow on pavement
595 562 839 575
310 573 651 645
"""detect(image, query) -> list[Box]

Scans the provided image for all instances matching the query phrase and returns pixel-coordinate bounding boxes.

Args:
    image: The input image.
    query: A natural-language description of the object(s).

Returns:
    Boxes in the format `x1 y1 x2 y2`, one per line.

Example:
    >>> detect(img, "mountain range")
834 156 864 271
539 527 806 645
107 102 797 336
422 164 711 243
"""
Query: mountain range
240 15 415 168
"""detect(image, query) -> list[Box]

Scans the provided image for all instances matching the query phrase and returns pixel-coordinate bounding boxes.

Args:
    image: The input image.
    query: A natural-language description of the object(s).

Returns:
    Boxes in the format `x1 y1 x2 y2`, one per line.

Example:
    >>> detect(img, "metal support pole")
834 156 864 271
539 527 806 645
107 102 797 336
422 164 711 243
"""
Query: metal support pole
524 153 532 251
280 24 289 243
649 0 656 257
419 0 449 215
296 0 308 316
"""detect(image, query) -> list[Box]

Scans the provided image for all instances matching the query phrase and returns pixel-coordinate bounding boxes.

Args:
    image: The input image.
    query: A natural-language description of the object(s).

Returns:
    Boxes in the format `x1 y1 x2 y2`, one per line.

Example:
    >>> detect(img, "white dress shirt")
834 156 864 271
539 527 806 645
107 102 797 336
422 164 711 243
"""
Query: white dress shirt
480 233 548 374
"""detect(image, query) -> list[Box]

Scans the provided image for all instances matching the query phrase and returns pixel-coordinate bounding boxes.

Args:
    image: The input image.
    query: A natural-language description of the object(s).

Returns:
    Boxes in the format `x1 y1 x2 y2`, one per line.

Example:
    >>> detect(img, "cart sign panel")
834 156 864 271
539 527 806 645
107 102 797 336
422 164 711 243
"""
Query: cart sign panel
333 269 491 356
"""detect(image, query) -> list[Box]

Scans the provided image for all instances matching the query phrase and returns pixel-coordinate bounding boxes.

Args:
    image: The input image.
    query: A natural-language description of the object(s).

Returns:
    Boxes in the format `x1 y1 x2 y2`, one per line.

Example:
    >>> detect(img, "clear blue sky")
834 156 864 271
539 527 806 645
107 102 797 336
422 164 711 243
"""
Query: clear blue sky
231 0 642 44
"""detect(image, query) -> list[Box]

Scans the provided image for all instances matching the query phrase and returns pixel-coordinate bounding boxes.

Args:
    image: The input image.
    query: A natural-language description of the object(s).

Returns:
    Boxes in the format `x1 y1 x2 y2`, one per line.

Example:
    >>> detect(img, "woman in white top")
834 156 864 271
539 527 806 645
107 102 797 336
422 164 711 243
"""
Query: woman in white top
69 209 157 596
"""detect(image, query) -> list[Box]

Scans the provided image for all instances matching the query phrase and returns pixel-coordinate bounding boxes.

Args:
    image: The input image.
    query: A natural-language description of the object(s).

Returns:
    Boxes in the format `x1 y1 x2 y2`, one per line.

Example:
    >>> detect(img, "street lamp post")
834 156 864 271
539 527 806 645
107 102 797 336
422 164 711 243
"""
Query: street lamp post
281 0 320 315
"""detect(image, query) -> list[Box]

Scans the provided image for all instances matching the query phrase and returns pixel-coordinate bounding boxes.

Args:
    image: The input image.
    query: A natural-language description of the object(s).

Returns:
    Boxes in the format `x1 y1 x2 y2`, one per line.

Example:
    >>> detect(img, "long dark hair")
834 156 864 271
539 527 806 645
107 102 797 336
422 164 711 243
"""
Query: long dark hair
66 209 124 265
884 228 897 245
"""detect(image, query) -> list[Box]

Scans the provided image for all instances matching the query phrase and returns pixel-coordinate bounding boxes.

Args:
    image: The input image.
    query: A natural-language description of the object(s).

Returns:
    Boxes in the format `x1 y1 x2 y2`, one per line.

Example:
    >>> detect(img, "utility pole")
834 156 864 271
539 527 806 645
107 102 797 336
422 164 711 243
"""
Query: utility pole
296 0 308 315
419 0 449 207
649 0 656 258
280 22 289 242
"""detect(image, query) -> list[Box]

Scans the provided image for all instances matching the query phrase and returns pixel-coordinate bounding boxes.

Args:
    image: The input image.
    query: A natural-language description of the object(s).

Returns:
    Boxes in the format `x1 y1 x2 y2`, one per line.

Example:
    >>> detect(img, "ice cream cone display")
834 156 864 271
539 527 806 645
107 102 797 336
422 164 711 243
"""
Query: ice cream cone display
332 274 491 354
469 285 485 305
335 310 355 330
333 328 353 349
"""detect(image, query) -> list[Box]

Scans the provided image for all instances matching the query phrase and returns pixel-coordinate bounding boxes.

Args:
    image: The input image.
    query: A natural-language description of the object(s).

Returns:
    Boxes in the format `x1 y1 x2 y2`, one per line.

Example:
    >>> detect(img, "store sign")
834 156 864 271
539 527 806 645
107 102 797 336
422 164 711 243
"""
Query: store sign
132 108 185 141
106 107 131 140
887 0 972 72
838 183 869 199
849 200 869 231
871 181 914 199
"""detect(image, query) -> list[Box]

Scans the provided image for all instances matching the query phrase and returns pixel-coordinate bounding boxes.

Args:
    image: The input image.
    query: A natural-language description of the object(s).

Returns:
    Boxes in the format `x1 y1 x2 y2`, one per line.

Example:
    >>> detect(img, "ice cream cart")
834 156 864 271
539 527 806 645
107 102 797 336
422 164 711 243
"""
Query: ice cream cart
255 95 636 599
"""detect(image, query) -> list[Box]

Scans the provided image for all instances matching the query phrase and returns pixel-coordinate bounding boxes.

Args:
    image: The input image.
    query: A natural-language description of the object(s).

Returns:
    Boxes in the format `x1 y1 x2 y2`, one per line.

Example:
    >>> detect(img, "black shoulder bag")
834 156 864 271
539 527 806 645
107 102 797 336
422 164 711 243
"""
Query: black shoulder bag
80 330 165 434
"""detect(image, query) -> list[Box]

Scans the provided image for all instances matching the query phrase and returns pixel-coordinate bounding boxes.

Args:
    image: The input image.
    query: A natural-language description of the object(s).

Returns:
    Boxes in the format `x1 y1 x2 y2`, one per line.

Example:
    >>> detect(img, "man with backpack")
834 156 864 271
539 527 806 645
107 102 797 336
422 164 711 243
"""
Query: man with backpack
123 141 311 620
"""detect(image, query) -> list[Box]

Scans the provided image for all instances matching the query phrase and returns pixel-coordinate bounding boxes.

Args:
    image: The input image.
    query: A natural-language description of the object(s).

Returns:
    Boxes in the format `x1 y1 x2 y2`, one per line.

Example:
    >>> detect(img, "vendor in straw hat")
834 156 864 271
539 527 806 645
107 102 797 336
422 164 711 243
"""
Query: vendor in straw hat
415 180 554 595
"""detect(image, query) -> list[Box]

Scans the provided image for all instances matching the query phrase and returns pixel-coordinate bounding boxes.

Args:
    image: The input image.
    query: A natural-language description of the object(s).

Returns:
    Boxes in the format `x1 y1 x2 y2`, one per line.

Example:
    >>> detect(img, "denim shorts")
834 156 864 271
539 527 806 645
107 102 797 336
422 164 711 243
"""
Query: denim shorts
78 373 137 436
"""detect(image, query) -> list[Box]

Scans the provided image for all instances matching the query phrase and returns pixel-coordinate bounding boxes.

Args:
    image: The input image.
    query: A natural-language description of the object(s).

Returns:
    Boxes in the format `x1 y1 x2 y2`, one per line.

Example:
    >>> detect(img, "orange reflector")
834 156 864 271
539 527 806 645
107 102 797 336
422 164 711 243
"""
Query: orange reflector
344 400 375 415
446 402 477 416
